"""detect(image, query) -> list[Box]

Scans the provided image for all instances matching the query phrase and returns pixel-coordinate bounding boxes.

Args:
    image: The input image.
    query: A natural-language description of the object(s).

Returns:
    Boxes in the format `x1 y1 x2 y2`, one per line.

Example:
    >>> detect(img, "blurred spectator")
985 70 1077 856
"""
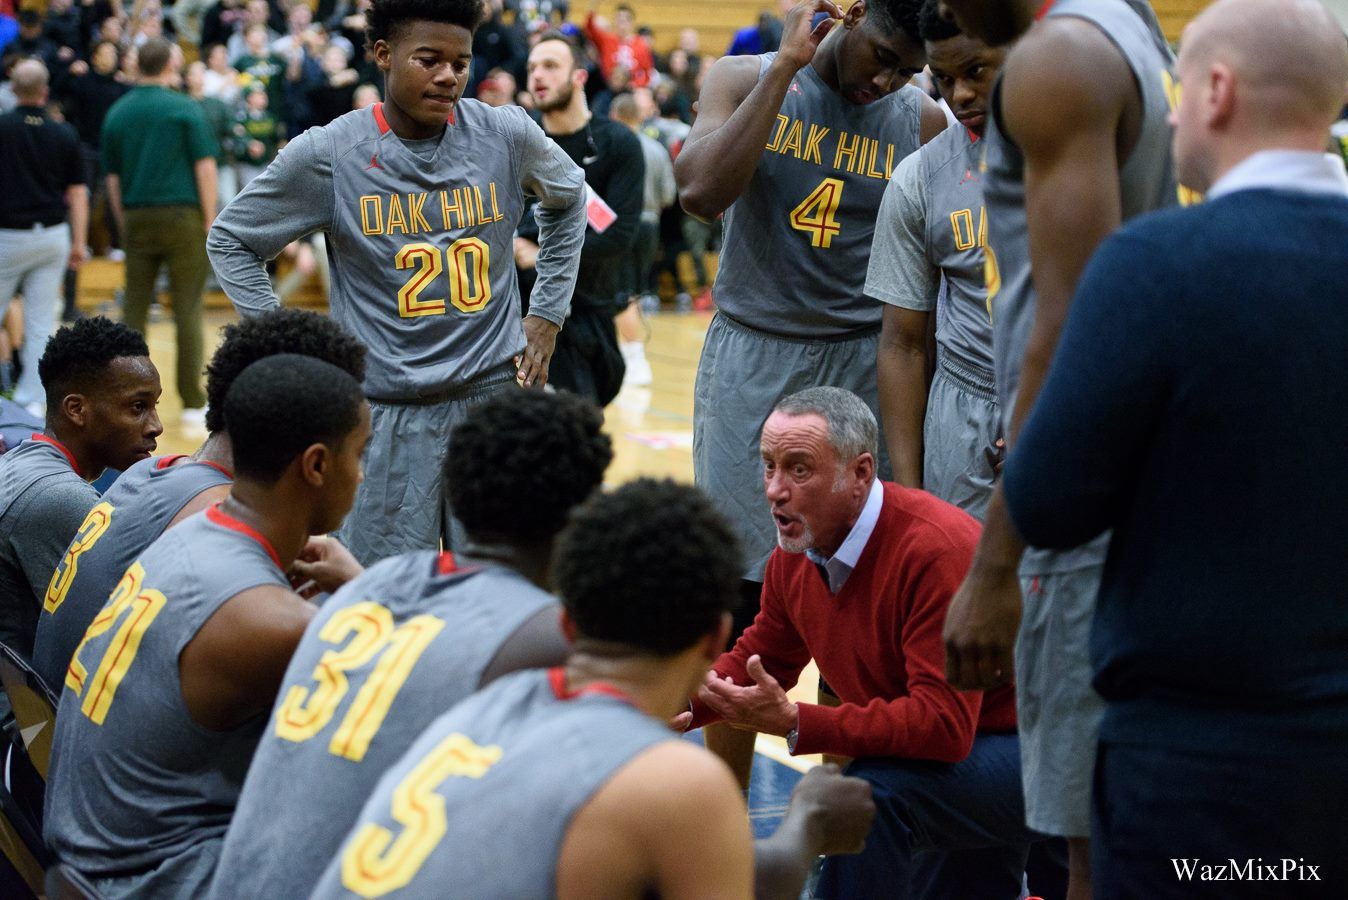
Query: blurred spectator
200 0 248 49
43 0 83 63
234 22 286 118
4 11 60 71
584 0 653 87
610 91 673 387
232 83 281 187
200 42 241 105
185 59 237 205
98 13 125 47
0 12 16 54
226 0 277 63
304 42 358 126
350 81 377 109
274 235 328 304
726 0 792 55
173 0 218 47
472 0 525 95
101 36 216 419
271 2 316 57
474 66 516 107
0 58 87 415
128 0 172 47
507 0 569 31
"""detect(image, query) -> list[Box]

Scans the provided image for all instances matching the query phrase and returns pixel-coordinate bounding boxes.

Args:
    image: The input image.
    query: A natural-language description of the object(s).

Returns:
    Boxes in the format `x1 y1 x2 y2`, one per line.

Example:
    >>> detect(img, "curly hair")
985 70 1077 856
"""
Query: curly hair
225 355 365 483
38 316 150 404
918 0 961 42
445 390 612 543
553 479 741 656
204 310 367 434
868 0 925 42
365 0 484 50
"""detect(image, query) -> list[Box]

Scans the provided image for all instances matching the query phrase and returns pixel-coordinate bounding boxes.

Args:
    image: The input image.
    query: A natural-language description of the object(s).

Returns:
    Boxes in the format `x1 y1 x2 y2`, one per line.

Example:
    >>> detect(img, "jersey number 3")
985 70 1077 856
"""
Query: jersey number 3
395 238 491 318
45 501 115 614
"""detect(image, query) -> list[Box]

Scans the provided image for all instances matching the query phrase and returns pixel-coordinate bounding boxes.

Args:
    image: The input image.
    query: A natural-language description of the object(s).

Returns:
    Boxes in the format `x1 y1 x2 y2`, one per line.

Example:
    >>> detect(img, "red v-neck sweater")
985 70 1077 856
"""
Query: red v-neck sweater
692 482 1017 760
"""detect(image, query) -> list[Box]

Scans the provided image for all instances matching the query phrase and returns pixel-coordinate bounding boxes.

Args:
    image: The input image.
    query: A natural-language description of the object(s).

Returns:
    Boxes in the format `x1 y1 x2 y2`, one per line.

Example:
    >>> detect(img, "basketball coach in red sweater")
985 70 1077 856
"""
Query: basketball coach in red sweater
688 387 1043 899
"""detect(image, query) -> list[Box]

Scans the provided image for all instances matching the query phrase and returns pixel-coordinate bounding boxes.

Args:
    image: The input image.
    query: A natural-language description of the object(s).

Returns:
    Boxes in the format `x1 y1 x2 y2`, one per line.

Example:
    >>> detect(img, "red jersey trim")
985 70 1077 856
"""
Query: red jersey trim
967 125 980 145
155 454 190 470
1035 0 1057 20
372 101 455 135
547 667 637 705
31 433 81 478
195 460 234 479
205 504 283 569
437 551 457 574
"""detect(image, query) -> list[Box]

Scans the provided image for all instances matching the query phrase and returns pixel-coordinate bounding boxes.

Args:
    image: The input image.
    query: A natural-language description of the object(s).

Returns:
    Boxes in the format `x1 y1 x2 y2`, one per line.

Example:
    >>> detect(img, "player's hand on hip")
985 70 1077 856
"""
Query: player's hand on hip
788 763 876 855
290 535 364 597
774 0 844 73
942 561 1022 691
518 315 560 389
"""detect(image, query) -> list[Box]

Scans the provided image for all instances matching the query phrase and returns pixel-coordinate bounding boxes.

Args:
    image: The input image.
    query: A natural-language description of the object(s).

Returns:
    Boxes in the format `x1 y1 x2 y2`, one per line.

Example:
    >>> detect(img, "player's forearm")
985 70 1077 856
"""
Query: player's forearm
194 157 219 227
969 484 1027 572
207 224 282 317
106 174 124 238
877 336 928 489
529 194 586 326
66 184 89 254
675 62 795 220
752 823 819 900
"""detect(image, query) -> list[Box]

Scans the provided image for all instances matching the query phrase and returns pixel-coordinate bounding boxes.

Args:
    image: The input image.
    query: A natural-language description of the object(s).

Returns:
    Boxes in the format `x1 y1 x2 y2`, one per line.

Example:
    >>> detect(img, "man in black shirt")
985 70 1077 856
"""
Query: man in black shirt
518 30 643 404
0 58 87 416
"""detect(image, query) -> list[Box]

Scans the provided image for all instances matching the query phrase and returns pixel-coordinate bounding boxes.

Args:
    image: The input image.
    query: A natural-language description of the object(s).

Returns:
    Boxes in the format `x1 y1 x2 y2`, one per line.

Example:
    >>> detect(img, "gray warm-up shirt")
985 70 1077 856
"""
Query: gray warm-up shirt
207 99 586 401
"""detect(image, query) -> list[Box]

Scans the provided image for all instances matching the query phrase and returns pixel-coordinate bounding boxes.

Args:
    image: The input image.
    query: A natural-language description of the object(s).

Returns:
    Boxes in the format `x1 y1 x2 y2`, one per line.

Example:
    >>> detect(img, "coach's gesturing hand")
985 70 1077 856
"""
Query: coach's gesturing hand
518 315 560 389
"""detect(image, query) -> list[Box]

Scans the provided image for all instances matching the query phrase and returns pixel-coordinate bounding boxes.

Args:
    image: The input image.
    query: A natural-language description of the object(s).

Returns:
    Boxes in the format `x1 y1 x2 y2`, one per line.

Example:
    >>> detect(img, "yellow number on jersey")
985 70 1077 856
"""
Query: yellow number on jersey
789 177 845 248
45 501 115 613
273 602 445 762
984 245 1001 322
341 733 502 898
65 562 167 725
1160 71 1202 207
394 239 493 318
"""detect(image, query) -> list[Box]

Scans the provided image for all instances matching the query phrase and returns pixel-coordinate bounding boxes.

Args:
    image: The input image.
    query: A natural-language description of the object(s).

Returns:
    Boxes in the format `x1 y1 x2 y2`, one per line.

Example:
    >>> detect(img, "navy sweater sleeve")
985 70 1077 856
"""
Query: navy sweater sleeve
1003 227 1176 549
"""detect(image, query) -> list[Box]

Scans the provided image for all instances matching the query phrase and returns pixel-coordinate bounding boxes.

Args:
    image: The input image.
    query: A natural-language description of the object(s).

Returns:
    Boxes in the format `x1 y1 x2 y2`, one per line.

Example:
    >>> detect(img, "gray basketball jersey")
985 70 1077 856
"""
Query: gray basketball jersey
311 667 674 899
715 55 925 337
0 436 97 656
210 552 557 900
985 0 1177 427
323 100 550 400
33 454 232 692
44 505 288 888
922 125 994 377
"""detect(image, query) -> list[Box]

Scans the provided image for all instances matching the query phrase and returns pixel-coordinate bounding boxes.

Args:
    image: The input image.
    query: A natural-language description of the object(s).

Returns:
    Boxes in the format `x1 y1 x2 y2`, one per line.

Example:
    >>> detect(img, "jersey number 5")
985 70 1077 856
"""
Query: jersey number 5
789 178 844 248
395 238 491 318
274 602 445 762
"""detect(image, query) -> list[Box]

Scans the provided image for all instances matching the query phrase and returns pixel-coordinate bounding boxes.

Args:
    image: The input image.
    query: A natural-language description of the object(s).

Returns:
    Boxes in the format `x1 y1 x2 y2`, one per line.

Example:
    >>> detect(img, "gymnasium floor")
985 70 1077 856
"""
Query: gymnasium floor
111 286 820 838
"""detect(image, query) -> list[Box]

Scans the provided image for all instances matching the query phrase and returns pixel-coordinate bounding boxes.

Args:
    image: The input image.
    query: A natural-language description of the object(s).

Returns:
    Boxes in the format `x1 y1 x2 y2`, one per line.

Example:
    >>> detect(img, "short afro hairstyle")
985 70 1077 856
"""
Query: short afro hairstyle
445 390 612 543
38 316 150 406
204 310 367 434
224 355 366 483
918 0 961 42
868 0 925 43
553 479 741 657
365 0 484 51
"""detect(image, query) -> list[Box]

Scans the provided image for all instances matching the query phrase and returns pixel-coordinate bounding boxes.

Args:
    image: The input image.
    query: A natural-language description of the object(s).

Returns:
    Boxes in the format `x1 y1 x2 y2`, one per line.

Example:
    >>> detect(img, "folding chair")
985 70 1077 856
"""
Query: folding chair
0 643 59 779
46 862 107 900
0 782 48 898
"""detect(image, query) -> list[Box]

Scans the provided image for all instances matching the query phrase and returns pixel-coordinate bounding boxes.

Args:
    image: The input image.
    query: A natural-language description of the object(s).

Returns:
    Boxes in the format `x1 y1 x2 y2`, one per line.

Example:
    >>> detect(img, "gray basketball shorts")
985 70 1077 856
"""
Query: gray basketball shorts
693 312 890 582
340 363 517 566
923 357 1001 521
1014 564 1106 838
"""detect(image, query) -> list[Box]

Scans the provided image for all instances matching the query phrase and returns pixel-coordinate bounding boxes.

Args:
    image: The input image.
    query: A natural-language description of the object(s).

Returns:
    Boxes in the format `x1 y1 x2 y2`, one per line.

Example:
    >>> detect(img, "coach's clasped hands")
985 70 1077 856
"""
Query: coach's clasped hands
698 655 800 737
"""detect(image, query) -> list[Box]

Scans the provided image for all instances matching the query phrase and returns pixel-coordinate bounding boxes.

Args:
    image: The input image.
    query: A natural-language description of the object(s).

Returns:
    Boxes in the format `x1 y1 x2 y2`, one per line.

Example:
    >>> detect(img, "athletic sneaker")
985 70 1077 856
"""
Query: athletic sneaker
620 342 653 388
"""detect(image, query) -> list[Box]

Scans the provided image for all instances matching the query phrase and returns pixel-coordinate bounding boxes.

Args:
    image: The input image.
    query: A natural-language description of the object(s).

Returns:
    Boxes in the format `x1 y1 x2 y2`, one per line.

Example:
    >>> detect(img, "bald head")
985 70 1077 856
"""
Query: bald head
1173 0 1348 191
11 58 49 103
1183 0 1347 127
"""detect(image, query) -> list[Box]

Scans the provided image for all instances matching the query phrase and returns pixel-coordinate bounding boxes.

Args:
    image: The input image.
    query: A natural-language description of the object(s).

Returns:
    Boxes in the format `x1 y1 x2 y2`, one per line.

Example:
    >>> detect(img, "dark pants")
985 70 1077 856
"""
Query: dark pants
1093 734 1348 898
814 734 1037 900
549 303 625 406
122 205 208 408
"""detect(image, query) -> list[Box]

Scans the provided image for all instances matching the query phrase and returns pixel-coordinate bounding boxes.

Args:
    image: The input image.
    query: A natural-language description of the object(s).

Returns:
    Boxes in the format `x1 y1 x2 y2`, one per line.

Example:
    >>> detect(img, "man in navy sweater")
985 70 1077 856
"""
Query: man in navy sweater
1003 0 1348 894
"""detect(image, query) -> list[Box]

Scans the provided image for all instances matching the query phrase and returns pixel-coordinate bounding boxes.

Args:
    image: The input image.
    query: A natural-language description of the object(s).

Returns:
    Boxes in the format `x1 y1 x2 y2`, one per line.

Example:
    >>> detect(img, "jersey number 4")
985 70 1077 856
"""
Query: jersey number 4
395 238 492 318
789 178 844 249
274 602 445 762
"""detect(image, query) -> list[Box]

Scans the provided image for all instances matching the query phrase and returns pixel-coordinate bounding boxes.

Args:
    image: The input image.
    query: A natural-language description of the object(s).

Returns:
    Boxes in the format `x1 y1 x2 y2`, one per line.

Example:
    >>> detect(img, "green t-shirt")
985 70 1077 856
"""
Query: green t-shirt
197 95 235 165
101 85 218 207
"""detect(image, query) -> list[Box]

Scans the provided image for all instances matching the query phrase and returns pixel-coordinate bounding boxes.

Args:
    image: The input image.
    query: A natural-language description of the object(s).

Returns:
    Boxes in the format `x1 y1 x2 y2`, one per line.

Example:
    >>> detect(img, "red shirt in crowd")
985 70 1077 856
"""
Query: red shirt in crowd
691 481 1017 760
585 13 655 87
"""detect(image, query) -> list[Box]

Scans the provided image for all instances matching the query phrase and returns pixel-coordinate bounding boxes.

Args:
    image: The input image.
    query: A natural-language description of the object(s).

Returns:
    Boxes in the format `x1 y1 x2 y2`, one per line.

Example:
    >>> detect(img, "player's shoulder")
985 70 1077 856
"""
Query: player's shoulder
919 124 973 176
880 482 981 554
604 739 742 811
454 97 530 135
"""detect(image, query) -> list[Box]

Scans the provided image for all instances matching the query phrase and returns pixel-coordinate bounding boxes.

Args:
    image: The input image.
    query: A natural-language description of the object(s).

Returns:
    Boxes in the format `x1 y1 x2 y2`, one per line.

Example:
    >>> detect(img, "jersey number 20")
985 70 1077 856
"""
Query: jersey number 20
395 238 491 318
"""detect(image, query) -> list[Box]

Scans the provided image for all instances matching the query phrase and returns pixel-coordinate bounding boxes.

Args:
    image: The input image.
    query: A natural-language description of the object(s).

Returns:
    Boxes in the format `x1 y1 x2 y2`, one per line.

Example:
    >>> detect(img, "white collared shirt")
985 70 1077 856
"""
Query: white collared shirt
805 478 883 594
1206 149 1348 201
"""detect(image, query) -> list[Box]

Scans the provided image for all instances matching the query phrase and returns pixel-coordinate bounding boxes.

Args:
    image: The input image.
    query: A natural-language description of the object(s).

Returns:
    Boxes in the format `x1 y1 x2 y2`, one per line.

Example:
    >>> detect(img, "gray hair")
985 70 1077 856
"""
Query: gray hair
773 387 878 462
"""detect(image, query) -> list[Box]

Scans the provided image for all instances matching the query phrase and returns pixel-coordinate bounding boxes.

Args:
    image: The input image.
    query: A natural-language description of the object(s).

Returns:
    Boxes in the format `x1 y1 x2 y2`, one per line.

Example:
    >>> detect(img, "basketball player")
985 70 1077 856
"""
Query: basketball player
311 479 875 900
0 317 161 660
937 1 1178 896
207 0 587 565
33 309 368 692
209 390 612 899
867 0 1006 518
676 0 945 784
44 355 370 898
